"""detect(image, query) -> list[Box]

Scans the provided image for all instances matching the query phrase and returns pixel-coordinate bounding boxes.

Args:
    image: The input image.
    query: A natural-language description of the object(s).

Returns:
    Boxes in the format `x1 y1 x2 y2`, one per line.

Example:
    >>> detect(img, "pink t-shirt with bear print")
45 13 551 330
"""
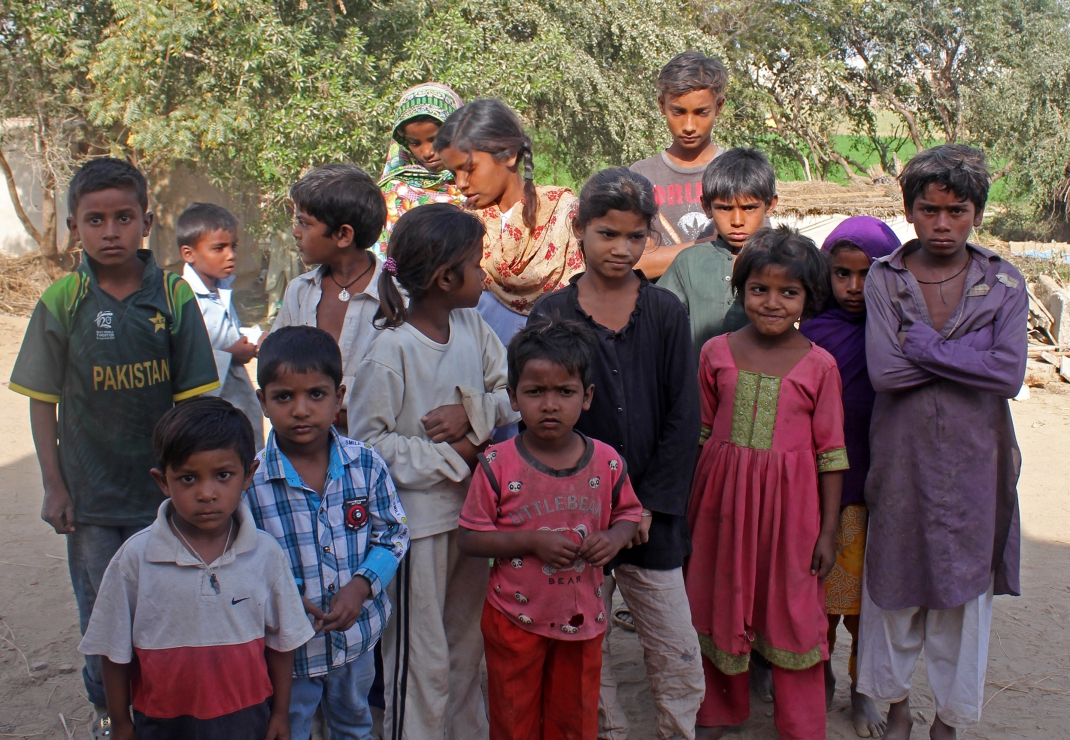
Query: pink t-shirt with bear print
459 433 643 641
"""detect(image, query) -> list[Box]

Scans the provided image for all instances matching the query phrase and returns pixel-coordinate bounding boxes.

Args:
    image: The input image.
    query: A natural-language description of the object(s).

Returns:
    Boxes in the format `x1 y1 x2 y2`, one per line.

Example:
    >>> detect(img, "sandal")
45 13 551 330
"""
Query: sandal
88 714 112 739
611 603 637 632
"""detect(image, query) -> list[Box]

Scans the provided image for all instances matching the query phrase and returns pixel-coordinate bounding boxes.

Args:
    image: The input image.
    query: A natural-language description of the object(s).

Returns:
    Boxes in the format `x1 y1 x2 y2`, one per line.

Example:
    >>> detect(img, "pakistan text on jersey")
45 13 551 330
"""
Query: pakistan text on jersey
93 360 171 391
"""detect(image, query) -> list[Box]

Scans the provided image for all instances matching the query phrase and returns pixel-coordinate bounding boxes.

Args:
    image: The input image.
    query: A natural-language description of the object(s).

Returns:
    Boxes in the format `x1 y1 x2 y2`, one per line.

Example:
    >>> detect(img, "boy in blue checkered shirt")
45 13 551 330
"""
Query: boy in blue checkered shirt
245 326 409 740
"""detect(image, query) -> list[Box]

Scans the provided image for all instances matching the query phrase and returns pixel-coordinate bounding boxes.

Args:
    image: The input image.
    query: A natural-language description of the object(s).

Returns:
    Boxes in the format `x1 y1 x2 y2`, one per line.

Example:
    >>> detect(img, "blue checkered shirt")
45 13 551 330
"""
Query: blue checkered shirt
244 429 409 677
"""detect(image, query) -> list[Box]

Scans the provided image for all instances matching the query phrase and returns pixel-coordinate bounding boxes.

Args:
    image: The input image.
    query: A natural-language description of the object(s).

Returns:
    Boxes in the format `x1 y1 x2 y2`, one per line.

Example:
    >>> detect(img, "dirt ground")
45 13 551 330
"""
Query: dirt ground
0 311 1067 739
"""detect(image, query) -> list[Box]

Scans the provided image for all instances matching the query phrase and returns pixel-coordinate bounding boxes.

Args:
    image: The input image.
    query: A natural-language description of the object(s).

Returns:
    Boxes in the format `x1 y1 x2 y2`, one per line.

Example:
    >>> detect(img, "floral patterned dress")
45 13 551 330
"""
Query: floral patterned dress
476 185 584 314
685 334 849 675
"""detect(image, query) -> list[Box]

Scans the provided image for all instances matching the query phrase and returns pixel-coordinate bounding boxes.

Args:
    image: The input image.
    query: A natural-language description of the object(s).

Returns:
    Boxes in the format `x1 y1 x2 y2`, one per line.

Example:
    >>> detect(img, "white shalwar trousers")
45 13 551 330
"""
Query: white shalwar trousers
857 576 995 728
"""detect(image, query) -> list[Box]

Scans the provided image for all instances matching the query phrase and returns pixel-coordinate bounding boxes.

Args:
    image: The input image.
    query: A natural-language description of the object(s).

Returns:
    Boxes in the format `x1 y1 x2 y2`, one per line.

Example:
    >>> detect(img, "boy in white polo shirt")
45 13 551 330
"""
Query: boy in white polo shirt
78 397 314 740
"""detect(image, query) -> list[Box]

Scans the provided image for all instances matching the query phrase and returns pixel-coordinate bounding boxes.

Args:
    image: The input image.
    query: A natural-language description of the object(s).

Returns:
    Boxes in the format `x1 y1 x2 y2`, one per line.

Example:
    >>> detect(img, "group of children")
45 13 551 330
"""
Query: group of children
9 49 1027 740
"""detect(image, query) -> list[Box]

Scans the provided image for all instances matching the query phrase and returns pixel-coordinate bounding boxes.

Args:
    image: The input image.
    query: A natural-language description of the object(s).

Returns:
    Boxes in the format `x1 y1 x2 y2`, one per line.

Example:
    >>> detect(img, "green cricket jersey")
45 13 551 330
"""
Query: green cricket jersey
9 250 220 527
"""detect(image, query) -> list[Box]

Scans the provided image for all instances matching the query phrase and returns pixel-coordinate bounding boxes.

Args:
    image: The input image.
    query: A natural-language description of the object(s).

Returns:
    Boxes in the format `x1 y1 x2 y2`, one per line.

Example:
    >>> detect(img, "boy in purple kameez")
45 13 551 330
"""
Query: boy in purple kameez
857 145 1027 740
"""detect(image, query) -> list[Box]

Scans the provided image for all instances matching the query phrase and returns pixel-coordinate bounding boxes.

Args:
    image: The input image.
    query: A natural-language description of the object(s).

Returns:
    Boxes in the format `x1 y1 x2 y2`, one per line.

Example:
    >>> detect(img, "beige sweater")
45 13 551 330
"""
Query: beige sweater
348 308 519 539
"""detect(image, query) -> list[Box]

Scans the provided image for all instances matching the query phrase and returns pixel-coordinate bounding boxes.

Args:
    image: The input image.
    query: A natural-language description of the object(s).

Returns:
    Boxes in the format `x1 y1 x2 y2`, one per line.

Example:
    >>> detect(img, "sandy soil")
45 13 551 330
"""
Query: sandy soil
0 311 1067 739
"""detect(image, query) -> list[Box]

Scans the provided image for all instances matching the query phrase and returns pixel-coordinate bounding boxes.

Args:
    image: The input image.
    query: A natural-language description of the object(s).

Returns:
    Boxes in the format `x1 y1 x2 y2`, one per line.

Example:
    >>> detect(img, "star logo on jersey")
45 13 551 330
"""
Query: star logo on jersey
149 312 167 333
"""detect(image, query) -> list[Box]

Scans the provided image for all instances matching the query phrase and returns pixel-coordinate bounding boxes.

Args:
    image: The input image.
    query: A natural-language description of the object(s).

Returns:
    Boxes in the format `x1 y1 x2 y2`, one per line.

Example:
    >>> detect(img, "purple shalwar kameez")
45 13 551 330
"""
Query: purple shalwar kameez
858 240 1028 727
863 240 1027 611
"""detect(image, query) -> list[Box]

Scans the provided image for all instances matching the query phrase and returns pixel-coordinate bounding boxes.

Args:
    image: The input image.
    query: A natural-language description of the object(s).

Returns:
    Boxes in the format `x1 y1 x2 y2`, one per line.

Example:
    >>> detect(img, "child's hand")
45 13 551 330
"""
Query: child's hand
625 510 653 548
302 596 326 633
41 484 76 534
529 531 581 569
321 576 371 633
422 404 472 443
578 531 624 568
264 709 291 740
226 336 258 364
810 531 837 579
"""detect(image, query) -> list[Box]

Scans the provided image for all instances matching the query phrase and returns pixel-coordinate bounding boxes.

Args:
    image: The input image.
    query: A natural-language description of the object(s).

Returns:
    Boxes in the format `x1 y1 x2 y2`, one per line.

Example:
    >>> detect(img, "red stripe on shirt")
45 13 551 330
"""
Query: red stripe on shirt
131 638 272 719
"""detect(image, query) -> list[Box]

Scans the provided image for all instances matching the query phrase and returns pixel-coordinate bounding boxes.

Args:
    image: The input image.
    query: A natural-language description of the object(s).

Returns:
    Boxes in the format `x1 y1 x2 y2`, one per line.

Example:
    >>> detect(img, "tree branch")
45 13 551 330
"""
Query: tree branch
0 145 44 248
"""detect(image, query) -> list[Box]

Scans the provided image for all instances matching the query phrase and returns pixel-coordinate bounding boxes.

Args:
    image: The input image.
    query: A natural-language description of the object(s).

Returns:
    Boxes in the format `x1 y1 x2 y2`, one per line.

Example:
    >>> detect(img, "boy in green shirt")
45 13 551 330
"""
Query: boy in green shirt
659 148 779 365
9 158 219 737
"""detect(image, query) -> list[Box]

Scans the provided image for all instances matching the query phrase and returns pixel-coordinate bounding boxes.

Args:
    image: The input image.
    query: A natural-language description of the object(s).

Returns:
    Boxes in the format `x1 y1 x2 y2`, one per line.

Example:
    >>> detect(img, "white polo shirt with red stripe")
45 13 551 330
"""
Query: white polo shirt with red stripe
79 500 315 720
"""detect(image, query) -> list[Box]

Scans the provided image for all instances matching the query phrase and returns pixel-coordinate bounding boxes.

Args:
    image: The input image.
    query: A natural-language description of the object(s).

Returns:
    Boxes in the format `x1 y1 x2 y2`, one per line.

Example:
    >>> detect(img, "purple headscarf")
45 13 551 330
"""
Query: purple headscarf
800 216 900 504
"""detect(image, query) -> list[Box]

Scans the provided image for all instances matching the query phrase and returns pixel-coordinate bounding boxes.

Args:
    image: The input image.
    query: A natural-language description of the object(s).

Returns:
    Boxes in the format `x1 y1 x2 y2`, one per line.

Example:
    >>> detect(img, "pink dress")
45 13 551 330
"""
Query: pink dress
685 335 848 674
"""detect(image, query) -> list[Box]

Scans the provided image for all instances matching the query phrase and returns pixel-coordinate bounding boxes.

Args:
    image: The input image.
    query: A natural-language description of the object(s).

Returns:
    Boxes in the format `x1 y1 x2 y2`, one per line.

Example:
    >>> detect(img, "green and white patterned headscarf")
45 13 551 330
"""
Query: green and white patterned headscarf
390 82 464 147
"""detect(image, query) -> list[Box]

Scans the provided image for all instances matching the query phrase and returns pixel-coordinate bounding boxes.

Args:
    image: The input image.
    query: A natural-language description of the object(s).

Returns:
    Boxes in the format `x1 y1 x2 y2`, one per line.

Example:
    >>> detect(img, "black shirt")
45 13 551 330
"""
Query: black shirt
529 273 700 569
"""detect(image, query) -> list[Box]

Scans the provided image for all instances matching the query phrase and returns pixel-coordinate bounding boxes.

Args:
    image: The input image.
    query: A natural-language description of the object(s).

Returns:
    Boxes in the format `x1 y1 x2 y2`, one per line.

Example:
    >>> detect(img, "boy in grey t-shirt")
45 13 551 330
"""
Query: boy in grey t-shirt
631 51 728 278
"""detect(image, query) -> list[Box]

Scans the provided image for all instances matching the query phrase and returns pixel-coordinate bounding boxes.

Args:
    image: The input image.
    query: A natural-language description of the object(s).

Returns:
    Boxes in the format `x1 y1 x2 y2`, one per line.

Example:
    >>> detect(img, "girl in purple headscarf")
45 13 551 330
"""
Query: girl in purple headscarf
799 216 899 738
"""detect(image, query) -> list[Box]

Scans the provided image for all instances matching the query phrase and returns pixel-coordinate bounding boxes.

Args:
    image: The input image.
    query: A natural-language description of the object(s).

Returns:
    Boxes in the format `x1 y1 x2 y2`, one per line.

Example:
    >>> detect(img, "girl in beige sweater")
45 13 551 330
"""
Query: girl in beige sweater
348 203 518 740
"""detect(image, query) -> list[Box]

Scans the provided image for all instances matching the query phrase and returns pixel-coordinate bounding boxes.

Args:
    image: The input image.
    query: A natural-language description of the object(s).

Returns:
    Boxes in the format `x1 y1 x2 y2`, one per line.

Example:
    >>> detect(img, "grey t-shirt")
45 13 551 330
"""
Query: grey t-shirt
630 149 722 244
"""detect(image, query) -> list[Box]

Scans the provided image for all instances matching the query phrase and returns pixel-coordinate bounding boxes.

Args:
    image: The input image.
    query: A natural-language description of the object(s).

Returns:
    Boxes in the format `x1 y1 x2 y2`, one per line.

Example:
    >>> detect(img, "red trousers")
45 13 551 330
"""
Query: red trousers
481 602 603 740
697 655 826 740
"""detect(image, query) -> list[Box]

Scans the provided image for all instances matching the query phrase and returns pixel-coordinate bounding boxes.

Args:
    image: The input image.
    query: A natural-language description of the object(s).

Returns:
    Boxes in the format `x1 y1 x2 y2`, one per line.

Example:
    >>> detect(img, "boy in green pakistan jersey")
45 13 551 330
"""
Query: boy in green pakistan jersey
8 158 219 739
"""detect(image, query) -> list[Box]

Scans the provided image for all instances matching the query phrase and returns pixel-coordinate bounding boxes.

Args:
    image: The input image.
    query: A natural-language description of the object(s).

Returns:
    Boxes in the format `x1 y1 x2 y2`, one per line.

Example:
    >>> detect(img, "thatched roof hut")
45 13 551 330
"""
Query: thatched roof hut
774 180 904 219
770 180 913 247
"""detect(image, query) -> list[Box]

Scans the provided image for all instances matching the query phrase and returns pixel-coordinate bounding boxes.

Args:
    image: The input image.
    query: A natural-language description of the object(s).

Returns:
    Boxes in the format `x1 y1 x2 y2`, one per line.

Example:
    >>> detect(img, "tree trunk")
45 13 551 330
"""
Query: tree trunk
0 146 45 248
41 170 58 257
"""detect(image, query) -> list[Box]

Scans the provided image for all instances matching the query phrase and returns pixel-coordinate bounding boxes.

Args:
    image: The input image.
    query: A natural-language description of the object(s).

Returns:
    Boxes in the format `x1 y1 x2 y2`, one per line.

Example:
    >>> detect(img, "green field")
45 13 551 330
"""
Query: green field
533 133 1013 203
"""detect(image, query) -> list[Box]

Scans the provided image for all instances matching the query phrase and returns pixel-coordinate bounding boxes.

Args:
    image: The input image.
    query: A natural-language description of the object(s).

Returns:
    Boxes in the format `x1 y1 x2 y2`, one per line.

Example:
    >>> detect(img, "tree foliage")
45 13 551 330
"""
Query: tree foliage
0 0 112 257
2 0 1069 247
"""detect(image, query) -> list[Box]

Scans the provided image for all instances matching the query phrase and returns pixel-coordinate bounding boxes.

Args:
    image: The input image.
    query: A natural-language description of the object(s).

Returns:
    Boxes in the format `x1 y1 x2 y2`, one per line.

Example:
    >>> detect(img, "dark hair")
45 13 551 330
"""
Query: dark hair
177 202 239 249
68 158 148 215
377 203 485 329
257 326 343 389
575 167 659 235
433 99 538 232
657 51 728 101
508 318 596 389
899 144 990 213
153 397 255 473
732 226 829 320
701 148 777 208
289 164 386 250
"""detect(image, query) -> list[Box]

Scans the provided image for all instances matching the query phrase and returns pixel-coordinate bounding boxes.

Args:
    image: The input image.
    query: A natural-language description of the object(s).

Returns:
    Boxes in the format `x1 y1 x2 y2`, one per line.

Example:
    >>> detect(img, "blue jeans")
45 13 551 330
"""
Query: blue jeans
290 650 376 740
68 523 144 707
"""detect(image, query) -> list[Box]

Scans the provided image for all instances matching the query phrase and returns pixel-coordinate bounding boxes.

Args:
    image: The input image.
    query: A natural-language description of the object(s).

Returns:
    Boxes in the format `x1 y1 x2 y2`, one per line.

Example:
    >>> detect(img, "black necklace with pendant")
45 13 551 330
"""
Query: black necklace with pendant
328 255 374 302
911 254 971 304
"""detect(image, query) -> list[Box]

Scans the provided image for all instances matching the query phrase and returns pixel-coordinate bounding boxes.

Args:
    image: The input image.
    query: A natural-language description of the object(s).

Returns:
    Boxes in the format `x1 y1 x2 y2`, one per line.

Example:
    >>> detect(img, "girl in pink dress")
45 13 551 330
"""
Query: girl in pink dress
687 226 849 740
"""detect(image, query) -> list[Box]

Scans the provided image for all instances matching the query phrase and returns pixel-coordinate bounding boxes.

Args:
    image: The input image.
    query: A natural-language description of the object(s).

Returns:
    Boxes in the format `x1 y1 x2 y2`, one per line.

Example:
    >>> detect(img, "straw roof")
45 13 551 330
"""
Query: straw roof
0 253 54 317
775 180 904 218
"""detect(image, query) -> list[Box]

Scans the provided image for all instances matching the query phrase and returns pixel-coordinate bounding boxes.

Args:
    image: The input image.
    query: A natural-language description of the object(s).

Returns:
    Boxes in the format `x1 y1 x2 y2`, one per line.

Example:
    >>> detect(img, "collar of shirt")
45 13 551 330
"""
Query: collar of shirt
308 257 382 301
564 270 652 339
182 263 235 311
881 240 999 290
709 235 738 256
261 427 349 493
144 498 259 567
80 248 159 291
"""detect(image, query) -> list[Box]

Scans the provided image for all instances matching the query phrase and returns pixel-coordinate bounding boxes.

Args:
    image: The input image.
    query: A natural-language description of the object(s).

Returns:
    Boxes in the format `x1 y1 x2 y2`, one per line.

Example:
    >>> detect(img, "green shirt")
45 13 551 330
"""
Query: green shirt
659 237 750 365
10 251 220 527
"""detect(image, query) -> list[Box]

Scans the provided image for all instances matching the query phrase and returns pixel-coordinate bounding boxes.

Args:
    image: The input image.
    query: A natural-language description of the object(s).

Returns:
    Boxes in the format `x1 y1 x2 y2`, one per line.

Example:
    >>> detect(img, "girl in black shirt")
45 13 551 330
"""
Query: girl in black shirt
529 167 703 739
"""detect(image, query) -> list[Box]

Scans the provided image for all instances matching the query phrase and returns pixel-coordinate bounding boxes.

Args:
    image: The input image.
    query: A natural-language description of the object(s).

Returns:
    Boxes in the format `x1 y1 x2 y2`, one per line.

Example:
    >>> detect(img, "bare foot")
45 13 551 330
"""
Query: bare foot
885 699 913 740
750 661 774 703
930 715 957 740
851 686 887 737
824 660 836 710
696 726 727 740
